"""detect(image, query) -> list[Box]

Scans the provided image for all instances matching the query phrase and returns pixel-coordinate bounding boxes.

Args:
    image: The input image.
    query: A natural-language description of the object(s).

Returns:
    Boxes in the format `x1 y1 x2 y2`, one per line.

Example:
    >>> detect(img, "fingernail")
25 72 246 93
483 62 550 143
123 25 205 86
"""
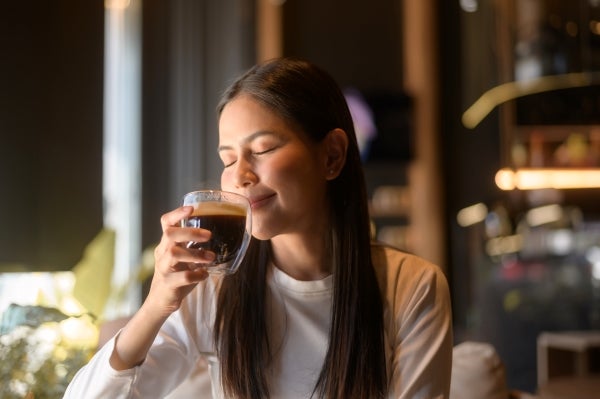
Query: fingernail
205 251 216 261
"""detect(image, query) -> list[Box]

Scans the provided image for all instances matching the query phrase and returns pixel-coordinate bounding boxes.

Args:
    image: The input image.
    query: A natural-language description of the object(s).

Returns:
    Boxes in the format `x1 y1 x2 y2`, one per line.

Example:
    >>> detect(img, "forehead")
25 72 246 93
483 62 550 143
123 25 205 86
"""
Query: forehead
218 94 306 144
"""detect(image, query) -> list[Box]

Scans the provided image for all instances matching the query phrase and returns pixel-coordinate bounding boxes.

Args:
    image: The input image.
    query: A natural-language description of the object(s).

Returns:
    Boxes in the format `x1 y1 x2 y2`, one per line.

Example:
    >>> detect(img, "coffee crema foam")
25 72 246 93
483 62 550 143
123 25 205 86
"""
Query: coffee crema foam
191 201 246 217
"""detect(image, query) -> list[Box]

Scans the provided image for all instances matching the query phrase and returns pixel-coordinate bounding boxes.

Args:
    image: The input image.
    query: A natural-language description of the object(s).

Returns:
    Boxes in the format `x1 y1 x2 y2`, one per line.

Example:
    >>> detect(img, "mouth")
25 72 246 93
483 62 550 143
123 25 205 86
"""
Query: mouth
248 193 276 209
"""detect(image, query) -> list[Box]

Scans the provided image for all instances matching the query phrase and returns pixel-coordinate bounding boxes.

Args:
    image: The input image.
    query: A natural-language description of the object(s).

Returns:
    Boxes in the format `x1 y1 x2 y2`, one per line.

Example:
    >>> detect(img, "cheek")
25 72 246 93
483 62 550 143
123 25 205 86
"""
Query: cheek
266 154 308 183
220 170 234 191
271 155 324 196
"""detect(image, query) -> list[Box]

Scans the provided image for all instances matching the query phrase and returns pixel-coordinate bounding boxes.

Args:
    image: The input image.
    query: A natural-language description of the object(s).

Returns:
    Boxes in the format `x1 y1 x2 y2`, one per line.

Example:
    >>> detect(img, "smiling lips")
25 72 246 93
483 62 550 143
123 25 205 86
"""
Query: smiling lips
248 193 275 209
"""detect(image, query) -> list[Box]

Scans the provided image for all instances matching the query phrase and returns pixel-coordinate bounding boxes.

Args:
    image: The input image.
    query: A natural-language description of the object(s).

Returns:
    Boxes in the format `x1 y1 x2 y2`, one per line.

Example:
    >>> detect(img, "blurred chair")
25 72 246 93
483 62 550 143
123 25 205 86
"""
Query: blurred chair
451 341 538 399
536 331 600 399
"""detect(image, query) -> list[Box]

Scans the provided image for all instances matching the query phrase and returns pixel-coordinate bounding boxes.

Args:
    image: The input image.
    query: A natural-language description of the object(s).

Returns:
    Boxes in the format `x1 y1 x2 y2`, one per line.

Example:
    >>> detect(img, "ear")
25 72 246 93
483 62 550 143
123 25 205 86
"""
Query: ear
322 128 348 180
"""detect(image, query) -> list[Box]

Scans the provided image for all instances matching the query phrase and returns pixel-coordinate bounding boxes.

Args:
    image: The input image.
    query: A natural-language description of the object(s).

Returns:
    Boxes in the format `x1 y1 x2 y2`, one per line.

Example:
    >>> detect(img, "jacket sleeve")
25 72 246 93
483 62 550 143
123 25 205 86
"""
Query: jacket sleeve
383 251 453 399
63 284 212 399
62 333 138 399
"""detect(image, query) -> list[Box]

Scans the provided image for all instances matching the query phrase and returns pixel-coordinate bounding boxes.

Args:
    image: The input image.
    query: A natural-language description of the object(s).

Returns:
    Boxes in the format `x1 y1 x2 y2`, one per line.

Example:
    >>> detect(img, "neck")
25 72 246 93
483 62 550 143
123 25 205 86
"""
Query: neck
270 232 331 281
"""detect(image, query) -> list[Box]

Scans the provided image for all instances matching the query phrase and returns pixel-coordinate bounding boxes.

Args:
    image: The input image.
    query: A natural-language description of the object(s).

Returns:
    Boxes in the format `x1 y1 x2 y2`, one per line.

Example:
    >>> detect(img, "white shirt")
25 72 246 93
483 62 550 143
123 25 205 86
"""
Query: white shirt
63 243 453 398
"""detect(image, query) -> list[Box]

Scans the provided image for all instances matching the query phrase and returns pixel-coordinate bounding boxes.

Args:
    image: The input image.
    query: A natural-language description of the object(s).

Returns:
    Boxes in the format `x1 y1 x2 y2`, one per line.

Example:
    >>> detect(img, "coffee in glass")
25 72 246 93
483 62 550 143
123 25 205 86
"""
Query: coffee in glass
181 190 251 274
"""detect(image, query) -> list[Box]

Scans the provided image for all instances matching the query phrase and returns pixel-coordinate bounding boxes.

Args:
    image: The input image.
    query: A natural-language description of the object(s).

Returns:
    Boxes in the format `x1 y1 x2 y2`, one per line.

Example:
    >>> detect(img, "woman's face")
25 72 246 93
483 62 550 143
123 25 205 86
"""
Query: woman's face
218 94 330 240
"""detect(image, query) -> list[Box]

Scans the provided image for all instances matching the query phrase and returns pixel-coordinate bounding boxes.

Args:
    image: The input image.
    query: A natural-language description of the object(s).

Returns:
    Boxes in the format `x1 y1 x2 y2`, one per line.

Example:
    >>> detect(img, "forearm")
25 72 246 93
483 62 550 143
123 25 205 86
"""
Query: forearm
64 334 138 398
109 302 171 370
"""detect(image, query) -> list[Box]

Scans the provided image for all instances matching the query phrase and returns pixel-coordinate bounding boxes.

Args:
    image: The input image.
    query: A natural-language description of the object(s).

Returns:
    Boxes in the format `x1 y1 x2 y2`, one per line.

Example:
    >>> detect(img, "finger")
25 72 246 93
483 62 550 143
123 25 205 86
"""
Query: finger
186 267 209 282
164 225 212 245
171 261 204 272
184 262 209 271
160 206 194 230
168 246 216 268
179 267 210 285
162 265 209 287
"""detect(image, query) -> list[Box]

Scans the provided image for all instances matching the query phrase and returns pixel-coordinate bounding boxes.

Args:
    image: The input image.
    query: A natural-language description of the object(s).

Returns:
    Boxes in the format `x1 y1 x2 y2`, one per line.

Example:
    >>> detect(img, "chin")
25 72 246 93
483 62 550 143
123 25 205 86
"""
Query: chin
251 231 273 241
251 224 282 241
250 217 279 241
250 224 270 241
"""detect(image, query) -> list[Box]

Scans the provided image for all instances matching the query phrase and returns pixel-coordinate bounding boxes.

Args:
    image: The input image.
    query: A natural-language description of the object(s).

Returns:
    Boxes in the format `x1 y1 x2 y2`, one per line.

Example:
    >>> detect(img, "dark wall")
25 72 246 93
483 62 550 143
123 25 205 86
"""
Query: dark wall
140 0 256 249
141 0 171 248
0 1 104 270
282 0 403 92
437 0 503 316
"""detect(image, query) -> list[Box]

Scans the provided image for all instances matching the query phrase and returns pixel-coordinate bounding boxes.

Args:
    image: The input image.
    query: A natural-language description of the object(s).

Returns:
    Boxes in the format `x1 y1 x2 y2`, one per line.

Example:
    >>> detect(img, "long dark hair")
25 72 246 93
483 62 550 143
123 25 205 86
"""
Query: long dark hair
213 57 386 398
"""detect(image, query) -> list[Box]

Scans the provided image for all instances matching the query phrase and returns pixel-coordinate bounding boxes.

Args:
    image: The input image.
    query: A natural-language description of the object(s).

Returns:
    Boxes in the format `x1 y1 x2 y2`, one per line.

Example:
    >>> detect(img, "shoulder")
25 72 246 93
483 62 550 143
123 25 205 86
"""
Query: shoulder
371 242 446 287
370 242 450 312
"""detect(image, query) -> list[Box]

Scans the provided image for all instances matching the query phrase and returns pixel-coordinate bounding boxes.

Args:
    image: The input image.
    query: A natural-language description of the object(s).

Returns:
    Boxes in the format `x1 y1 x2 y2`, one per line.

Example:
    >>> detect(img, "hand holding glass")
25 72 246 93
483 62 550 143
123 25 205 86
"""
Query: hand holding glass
181 190 251 275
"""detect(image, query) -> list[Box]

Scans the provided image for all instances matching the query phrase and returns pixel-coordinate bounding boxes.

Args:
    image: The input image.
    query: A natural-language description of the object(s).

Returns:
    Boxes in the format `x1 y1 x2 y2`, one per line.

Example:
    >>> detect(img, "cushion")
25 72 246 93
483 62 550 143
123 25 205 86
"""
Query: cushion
450 341 509 399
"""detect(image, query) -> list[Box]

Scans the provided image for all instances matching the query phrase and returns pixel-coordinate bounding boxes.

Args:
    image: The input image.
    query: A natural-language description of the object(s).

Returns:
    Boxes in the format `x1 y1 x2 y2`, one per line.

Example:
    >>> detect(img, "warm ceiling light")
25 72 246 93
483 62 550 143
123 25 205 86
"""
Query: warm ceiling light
105 0 130 9
495 168 600 190
495 169 516 190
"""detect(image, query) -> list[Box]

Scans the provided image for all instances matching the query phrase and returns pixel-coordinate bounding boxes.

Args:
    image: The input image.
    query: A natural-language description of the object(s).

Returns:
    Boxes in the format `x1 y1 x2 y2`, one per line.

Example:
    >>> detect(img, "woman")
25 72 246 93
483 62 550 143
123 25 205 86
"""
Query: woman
64 57 452 398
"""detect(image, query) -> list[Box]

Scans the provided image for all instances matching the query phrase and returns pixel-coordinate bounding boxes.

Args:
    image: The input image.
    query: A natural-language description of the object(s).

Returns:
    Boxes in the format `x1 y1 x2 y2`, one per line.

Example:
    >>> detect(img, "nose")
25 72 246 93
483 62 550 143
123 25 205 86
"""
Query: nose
232 157 258 188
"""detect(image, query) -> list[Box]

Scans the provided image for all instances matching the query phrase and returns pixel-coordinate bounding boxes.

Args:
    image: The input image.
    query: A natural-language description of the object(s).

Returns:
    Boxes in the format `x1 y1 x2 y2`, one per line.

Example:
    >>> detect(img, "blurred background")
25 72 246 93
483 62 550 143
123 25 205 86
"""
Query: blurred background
2 0 600 396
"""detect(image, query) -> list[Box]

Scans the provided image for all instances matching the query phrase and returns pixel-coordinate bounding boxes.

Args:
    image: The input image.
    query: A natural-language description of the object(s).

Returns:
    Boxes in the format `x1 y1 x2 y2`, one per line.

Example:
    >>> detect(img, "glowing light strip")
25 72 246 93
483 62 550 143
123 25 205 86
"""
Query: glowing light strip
496 168 600 190
456 202 488 227
462 72 600 129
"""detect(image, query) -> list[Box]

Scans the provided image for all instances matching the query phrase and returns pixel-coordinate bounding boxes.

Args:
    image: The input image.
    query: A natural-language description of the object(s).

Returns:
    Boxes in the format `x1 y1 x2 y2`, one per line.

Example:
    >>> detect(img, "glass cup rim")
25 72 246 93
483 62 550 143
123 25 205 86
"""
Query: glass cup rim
182 189 250 205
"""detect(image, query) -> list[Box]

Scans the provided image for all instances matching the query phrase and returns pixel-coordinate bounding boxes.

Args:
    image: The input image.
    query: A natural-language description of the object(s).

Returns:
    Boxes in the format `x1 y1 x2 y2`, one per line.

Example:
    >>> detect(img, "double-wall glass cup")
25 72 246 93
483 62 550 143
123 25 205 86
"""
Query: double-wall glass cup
181 190 251 275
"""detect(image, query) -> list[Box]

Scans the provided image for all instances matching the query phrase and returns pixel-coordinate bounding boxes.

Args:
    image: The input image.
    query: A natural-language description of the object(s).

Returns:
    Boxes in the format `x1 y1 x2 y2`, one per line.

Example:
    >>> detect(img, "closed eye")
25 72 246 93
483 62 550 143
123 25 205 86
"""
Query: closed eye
220 153 237 168
253 147 276 156
221 147 273 168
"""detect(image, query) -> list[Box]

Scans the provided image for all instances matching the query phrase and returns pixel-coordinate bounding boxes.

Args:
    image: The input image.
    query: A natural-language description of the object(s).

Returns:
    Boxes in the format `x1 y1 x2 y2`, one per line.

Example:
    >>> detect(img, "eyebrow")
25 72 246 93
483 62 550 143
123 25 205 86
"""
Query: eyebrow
217 130 280 152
